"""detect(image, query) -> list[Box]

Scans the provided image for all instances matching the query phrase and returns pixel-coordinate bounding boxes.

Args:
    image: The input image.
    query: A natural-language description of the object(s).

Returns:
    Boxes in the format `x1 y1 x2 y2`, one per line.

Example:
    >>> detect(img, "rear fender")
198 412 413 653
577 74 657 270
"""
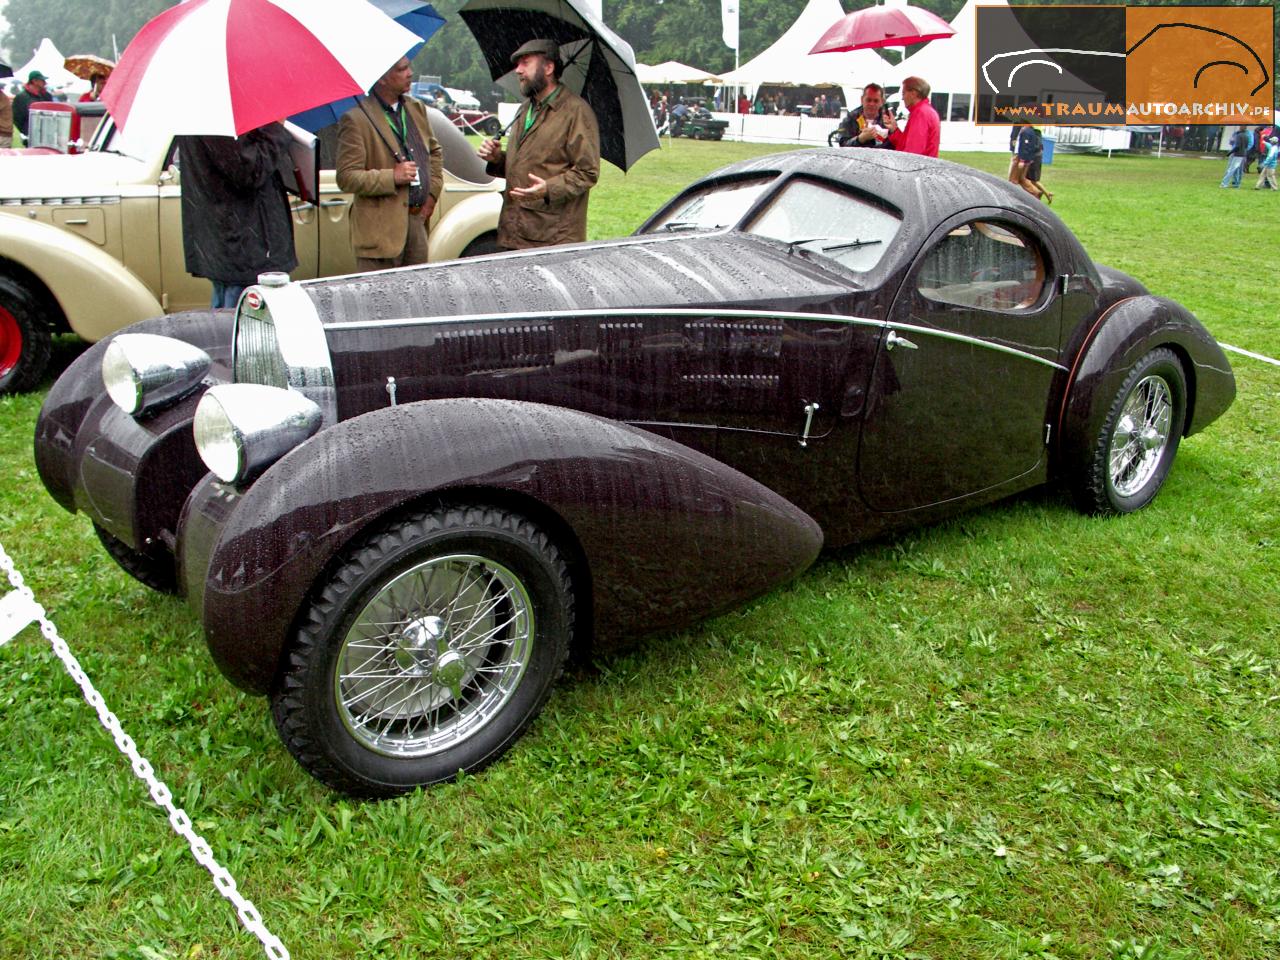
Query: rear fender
1055 295 1234 471
185 398 823 694
429 191 503 260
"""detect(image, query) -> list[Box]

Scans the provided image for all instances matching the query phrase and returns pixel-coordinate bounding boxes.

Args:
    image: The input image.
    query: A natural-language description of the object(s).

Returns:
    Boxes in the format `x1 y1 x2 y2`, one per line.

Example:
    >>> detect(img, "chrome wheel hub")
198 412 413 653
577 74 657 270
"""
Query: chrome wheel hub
1109 374 1173 498
334 554 534 758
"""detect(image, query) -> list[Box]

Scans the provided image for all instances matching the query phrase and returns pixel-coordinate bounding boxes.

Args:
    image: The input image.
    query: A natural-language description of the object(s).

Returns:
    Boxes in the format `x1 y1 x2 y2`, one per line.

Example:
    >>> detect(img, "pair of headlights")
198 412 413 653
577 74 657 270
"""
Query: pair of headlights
102 333 322 484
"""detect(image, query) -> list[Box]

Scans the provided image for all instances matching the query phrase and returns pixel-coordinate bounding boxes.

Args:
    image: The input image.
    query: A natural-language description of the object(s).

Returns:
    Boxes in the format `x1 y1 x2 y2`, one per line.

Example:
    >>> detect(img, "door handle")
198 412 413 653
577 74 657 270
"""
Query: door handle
318 199 347 207
799 402 820 447
886 330 918 351
290 201 315 213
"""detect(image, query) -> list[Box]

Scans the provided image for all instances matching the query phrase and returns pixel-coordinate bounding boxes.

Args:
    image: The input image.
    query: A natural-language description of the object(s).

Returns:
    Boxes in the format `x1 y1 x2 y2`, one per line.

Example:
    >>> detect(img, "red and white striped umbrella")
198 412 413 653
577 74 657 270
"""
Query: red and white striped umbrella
103 0 421 142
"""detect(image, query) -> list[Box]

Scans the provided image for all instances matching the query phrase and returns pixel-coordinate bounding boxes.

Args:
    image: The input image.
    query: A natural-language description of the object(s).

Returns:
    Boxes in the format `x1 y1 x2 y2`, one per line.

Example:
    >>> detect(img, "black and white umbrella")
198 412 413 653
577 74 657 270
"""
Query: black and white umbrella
458 0 659 171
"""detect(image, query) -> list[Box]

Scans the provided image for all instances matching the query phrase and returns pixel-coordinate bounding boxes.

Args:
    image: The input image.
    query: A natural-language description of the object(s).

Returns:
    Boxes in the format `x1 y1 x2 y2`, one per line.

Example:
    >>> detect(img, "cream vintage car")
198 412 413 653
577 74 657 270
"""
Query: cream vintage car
0 108 503 393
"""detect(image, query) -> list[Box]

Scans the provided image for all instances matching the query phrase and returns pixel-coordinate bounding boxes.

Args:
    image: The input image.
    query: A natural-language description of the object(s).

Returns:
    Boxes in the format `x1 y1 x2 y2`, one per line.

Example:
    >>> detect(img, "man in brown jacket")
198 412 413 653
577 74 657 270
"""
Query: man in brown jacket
0 88 13 148
336 57 443 271
478 39 600 249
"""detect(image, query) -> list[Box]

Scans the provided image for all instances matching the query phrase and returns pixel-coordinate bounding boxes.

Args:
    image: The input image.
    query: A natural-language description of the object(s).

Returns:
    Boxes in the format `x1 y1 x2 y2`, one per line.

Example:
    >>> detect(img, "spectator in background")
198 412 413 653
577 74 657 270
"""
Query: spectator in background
1012 124 1052 203
836 83 893 148
737 92 749 114
12 71 53 139
886 75 940 157
1255 135 1278 191
478 39 600 250
176 125 297 308
337 56 443 271
79 73 107 103
0 87 13 148
1220 127 1249 187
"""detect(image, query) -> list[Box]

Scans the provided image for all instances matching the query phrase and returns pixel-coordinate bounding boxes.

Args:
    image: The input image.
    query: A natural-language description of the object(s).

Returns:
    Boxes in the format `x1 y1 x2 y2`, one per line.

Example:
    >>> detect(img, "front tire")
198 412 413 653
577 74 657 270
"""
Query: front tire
0 275 53 395
95 525 179 595
270 504 573 798
1071 347 1187 514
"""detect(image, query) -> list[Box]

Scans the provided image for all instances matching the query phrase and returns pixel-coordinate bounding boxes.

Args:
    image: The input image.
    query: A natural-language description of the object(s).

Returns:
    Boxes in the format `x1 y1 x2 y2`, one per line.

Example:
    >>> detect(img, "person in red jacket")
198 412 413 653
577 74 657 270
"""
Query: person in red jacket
885 75 940 157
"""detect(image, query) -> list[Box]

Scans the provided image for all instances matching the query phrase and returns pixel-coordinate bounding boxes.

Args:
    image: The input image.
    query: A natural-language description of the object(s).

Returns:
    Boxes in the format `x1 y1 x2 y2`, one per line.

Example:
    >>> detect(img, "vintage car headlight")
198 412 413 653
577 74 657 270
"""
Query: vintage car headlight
102 334 212 416
193 384 323 484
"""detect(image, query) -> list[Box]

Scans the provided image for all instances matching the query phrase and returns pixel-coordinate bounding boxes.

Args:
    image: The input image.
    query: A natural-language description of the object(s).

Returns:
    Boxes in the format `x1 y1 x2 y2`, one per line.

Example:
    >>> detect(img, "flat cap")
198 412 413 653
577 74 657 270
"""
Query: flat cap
510 39 559 64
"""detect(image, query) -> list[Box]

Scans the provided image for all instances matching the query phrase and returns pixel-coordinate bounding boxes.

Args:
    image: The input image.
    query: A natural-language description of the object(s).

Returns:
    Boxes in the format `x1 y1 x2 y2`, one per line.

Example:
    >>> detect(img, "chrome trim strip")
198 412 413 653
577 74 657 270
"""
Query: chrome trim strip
328 306 1066 371
889 320 1068 372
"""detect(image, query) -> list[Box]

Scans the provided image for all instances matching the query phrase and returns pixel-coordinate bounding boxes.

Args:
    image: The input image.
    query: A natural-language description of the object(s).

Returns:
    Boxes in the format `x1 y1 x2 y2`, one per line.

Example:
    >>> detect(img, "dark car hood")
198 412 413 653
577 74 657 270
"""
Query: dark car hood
300 232 872 326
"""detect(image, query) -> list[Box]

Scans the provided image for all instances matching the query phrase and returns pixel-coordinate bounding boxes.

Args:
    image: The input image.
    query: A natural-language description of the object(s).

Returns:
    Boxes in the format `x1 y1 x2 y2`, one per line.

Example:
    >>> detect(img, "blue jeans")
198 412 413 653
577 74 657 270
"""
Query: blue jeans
1220 155 1244 187
211 281 247 309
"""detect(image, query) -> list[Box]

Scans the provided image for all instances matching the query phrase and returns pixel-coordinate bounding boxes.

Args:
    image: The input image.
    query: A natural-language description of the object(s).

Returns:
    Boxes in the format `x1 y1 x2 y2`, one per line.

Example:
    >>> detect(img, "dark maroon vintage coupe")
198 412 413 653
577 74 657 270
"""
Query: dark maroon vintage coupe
35 149 1235 797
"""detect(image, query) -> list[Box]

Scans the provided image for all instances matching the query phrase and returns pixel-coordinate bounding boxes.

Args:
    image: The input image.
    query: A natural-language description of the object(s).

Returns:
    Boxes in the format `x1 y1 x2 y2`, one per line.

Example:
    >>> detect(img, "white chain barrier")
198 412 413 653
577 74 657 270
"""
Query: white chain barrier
0 542 290 960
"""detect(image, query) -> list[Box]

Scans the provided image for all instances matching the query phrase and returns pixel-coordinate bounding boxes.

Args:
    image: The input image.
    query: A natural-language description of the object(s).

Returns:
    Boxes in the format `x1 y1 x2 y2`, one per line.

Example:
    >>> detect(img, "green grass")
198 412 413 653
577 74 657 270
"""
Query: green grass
1 142 1278 960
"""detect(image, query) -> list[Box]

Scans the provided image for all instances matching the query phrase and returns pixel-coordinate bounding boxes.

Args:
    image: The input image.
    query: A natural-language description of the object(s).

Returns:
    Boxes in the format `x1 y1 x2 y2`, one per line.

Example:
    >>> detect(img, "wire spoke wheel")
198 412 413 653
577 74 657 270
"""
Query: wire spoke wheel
335 554 533 758
271 504 572 798
1107 374 1173 498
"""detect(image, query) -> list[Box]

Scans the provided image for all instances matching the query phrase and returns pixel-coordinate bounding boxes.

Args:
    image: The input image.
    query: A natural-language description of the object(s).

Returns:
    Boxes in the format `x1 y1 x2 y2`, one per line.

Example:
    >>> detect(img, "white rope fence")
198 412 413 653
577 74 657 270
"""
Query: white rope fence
0 541 290 960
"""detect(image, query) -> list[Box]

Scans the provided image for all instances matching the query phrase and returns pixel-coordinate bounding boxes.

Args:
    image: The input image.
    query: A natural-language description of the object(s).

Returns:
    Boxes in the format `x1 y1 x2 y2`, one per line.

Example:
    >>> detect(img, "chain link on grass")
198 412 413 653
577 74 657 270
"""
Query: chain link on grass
0 541 290 960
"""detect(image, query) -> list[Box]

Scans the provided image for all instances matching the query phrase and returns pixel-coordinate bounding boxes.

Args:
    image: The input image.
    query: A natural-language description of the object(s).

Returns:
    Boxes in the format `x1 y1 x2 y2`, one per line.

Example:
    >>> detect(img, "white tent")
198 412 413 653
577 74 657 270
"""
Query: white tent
719 0 893 105
14 37 83 93
637 60 721 85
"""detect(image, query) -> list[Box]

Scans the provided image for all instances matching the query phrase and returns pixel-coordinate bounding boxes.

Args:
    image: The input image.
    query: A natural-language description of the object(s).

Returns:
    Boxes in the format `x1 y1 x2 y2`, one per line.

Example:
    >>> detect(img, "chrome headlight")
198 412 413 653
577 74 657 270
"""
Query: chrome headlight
102 334 211 416
193 384 322 484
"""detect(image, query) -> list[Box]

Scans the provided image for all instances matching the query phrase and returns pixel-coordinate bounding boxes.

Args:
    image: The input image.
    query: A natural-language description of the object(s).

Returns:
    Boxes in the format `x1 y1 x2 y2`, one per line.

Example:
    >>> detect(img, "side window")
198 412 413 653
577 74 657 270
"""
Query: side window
917 221 1046 311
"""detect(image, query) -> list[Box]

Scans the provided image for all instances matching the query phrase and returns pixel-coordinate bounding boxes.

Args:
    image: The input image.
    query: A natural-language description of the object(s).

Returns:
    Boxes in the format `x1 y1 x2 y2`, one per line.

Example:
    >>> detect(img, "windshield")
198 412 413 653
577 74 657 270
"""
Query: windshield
88 115 154 162
746 178 901 272
641 176 773 234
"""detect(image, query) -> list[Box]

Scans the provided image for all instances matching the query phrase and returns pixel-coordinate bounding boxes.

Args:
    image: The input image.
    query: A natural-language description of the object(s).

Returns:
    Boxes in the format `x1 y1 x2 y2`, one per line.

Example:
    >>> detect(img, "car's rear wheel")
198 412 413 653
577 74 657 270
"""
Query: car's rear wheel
95 524 179 595
270 503 573 798
1071 347 1187 514
827 129 842 147
0 276 52 395
482 117 501 137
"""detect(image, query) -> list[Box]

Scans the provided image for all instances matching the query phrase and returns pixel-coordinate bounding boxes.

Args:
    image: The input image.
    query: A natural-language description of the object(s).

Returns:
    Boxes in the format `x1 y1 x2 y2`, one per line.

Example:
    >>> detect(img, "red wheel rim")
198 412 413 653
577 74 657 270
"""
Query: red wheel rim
0 306 21 378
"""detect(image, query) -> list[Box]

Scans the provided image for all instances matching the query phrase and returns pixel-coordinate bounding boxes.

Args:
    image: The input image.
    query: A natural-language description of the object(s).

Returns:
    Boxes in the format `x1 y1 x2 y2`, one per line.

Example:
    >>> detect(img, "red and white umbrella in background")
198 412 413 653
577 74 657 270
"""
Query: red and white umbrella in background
809 0 955 54
103 0 421 143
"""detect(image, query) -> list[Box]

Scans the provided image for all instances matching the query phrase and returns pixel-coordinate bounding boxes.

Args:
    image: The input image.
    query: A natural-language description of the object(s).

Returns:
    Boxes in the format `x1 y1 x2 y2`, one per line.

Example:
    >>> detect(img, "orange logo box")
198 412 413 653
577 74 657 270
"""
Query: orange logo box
1126 6 1274 124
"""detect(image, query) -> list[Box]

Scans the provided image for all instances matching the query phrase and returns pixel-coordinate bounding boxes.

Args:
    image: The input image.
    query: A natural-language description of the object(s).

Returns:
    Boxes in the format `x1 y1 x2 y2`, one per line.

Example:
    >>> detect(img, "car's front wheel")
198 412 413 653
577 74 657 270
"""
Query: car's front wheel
95 525 179 594
0 275 52 395
270 504 573 798
1071 347 1187 514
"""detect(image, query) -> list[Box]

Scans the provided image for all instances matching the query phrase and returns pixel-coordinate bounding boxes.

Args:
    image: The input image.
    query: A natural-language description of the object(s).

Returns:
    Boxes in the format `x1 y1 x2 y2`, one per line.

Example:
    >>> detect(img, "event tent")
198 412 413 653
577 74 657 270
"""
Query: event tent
637 60 721 85
13 37 83 92
718 0 892 105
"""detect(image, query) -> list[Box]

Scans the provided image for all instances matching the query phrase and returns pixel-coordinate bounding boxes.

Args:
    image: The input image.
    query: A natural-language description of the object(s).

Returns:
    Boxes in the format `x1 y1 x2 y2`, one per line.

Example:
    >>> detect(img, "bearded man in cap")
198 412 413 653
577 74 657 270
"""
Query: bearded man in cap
477 39 600 249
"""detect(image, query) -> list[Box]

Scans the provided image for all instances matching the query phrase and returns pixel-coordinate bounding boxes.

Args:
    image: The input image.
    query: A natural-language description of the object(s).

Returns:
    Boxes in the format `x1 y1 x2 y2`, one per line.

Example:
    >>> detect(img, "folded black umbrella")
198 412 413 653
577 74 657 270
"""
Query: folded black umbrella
459 0 659 171
0 62 13 79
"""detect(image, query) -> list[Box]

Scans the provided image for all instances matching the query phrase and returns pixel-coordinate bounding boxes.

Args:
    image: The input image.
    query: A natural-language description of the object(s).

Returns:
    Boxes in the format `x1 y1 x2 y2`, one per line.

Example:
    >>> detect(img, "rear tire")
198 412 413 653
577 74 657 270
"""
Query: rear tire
482 117 501 137
270 503 573 798
1070 347 1187 515
0 275 52 395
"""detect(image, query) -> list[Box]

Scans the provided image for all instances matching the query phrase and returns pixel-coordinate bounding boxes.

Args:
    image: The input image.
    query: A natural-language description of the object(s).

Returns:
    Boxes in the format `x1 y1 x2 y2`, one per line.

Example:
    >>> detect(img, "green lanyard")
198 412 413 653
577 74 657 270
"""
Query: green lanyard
522 86 562 135
378 97 408 149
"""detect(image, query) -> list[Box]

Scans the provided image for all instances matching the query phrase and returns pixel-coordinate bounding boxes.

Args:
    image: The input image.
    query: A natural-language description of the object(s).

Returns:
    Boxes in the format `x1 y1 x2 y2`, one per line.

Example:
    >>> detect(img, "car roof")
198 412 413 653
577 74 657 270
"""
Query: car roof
704 148 1093 272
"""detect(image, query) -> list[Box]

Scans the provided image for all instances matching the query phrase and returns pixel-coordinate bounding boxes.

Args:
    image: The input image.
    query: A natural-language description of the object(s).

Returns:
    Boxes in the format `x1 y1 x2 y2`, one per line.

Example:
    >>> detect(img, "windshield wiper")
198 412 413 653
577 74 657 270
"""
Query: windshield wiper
788 236 885 255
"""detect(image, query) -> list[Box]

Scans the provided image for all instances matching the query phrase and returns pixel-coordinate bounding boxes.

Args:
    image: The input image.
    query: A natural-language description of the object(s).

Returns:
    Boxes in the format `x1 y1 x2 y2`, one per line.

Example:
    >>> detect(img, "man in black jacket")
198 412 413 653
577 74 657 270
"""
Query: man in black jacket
835 83 894 149
12 71 53 139
176 124 298 308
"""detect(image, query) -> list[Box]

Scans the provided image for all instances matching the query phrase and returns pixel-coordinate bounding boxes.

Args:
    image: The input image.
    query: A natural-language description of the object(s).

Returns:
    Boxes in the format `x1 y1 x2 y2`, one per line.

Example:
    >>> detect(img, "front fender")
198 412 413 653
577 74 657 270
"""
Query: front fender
1056 295 1235 471
35 309 235 514
183 398 823 694
0 214 163 339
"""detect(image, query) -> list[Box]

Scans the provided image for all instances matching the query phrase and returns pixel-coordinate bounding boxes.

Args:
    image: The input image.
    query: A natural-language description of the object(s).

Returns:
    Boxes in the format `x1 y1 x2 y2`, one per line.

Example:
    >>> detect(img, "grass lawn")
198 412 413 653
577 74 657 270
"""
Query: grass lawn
1 141 1278 960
